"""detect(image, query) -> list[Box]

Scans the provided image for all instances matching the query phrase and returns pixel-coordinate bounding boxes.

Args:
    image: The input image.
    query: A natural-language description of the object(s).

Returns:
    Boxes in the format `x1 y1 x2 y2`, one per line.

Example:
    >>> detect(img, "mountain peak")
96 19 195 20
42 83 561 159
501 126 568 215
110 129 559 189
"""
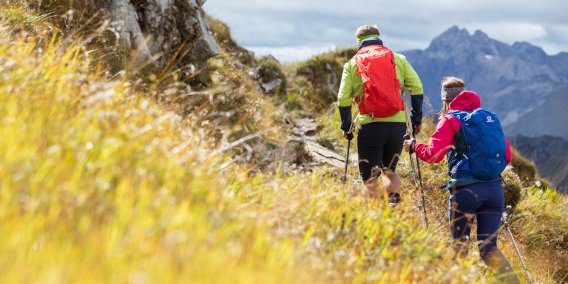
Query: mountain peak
437 26 471 39
512 41 547 59
473 30 490 40
426 26 515 56
427 26 473 53
435 27 489 41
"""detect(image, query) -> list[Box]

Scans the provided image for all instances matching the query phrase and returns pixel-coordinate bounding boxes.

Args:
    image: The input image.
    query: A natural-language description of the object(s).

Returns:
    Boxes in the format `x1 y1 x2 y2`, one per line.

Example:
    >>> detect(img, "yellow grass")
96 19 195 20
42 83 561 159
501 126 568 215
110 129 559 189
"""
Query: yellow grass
0 3 566 283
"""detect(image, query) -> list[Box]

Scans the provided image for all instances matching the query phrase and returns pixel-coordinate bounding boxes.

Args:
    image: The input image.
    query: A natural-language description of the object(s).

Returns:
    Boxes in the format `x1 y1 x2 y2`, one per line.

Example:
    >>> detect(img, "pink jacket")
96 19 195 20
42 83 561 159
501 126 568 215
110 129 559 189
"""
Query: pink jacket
414 91 512 164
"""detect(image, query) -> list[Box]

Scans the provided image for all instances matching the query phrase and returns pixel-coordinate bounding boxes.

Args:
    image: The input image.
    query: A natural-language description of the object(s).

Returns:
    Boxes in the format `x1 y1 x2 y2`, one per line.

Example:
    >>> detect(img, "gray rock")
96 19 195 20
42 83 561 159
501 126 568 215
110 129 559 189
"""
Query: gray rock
93 0 218 68
261 78 283 94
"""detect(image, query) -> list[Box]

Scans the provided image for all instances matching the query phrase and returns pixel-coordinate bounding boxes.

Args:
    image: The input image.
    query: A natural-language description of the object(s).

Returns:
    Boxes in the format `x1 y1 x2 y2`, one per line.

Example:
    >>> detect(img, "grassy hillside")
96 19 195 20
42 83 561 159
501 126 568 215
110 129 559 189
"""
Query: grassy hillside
510 134 568 192
0 3 566 283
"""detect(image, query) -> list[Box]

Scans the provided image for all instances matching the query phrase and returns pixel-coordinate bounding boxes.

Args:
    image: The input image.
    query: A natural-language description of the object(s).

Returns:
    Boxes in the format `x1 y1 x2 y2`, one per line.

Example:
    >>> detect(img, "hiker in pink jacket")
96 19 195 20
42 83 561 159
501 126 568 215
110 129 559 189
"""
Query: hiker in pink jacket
403 77 519 283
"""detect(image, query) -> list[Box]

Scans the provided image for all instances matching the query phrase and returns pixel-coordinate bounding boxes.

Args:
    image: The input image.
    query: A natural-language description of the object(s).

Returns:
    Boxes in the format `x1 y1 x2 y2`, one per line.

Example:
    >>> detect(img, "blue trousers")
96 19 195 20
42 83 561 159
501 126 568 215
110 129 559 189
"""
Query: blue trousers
448 181 504 258
449 181 520 282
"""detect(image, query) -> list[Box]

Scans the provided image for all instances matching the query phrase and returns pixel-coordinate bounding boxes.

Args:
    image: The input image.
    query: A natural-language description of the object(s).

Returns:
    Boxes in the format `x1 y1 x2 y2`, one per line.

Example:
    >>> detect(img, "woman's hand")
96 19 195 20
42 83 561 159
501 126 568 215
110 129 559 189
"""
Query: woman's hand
403 139 415 153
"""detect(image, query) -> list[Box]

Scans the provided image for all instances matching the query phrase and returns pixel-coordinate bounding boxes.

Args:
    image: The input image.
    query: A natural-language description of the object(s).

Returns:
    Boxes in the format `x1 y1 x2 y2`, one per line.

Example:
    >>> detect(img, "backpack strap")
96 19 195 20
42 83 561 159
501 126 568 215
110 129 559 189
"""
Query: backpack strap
446 112 468 155
444 112 468 180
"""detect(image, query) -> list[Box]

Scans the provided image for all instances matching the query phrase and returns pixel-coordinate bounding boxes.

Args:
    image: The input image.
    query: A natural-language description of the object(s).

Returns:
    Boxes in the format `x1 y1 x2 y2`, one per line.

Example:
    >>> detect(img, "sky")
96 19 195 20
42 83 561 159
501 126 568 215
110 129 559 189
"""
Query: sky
204 0 568 63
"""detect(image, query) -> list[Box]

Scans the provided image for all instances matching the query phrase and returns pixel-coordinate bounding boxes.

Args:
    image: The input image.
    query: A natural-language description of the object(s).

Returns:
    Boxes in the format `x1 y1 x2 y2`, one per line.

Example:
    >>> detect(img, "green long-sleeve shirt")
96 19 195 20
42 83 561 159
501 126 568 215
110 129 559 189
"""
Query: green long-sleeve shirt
337 51 424 125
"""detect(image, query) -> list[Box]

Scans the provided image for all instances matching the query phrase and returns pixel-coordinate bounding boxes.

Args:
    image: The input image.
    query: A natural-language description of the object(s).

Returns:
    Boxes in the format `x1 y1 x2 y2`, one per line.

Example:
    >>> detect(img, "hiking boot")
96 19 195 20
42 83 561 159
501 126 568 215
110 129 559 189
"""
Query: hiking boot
388 193 401 207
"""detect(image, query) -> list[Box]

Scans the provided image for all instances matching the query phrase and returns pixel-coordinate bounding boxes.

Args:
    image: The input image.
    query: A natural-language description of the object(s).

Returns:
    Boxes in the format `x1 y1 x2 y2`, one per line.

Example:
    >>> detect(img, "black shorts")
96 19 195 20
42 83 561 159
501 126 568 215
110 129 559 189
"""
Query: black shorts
357 122 406 181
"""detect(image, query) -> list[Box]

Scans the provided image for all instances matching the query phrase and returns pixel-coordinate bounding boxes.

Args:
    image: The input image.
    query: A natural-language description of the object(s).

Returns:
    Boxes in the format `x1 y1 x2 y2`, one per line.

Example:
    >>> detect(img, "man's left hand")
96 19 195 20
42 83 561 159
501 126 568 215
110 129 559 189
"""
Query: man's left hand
413 124 422 136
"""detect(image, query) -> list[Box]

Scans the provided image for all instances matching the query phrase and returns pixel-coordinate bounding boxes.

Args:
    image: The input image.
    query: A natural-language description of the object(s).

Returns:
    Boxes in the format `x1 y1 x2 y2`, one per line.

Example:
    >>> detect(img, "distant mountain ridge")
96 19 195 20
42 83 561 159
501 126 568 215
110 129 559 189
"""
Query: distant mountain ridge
401 26 568 189
510 135 568 192
402 26 568 139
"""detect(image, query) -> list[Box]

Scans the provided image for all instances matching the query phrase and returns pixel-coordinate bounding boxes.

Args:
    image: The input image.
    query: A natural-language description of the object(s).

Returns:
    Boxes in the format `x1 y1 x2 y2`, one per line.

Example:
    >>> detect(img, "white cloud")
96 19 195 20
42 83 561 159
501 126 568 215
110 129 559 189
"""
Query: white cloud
533 41 568 55
204 0 568 62
462 22 547 43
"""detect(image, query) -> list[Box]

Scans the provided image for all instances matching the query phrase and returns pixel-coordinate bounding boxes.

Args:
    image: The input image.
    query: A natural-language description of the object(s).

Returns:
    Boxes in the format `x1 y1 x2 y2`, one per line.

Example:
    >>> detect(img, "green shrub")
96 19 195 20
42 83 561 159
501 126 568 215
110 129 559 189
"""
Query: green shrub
511 147 537 184
258 55 287 96
296 55 341 109
208 16 255 65
294 48 355 113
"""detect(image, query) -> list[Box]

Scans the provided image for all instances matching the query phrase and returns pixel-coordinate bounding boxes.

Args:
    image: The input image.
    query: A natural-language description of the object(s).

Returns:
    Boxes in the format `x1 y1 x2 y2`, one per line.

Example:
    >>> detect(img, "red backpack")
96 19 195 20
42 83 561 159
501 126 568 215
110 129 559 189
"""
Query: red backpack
354 45 403 118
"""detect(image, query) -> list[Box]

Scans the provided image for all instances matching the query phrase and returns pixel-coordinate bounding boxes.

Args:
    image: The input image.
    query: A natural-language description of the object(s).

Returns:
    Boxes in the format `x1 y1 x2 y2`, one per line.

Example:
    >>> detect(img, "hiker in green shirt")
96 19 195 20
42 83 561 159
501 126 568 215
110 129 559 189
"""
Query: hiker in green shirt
338 24 424 205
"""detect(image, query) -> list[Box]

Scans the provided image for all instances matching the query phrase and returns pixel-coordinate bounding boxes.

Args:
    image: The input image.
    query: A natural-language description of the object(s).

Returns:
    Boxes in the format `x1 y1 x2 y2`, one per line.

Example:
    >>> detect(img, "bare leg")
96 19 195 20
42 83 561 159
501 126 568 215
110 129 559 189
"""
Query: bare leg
382 169 401 205
383 170 401 194
362 177 379 199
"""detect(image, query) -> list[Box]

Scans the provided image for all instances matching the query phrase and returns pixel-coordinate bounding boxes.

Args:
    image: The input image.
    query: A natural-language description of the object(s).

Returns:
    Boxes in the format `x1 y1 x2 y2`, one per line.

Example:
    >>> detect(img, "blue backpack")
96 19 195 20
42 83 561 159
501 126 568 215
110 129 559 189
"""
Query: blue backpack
448 108 507 180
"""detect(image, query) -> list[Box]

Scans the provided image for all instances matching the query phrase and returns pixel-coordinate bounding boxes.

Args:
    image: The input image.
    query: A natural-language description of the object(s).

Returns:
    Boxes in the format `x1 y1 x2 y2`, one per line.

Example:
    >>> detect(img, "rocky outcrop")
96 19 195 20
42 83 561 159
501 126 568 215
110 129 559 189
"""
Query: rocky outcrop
285 117 354 169
256 117 356 174
294 48 355 112
297 59 341 107
94 0 218 69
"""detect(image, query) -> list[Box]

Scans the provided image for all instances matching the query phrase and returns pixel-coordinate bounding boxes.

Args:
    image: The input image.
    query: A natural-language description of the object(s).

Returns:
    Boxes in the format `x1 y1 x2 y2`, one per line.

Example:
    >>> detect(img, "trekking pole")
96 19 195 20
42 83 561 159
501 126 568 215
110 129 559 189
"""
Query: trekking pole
402 87 428 230
413 142 428 229
501 179 535 284
342 135 352 185
403 133 428 230
502 205 535 284
342 120 356 185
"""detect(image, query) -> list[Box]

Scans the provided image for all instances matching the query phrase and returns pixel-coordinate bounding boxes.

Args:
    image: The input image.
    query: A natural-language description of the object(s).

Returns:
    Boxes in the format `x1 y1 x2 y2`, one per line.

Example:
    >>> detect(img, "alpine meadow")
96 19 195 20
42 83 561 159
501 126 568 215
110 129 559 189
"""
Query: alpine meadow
0 2 566 284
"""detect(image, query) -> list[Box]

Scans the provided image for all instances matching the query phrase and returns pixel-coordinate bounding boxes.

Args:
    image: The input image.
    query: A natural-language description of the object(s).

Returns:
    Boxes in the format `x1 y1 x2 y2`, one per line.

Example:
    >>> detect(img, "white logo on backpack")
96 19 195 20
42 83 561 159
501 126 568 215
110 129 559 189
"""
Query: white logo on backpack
486 116 495 123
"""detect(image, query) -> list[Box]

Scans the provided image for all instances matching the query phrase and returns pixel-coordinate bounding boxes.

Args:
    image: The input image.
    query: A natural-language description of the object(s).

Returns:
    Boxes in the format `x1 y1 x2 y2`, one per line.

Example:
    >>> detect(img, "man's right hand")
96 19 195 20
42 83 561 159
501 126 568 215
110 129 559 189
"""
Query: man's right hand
343 131 354 140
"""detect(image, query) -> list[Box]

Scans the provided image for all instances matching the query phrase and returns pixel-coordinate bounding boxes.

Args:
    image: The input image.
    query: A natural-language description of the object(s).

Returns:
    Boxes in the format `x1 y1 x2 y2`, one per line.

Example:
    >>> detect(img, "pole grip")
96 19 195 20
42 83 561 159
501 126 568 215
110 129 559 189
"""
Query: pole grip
505 205 513 215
